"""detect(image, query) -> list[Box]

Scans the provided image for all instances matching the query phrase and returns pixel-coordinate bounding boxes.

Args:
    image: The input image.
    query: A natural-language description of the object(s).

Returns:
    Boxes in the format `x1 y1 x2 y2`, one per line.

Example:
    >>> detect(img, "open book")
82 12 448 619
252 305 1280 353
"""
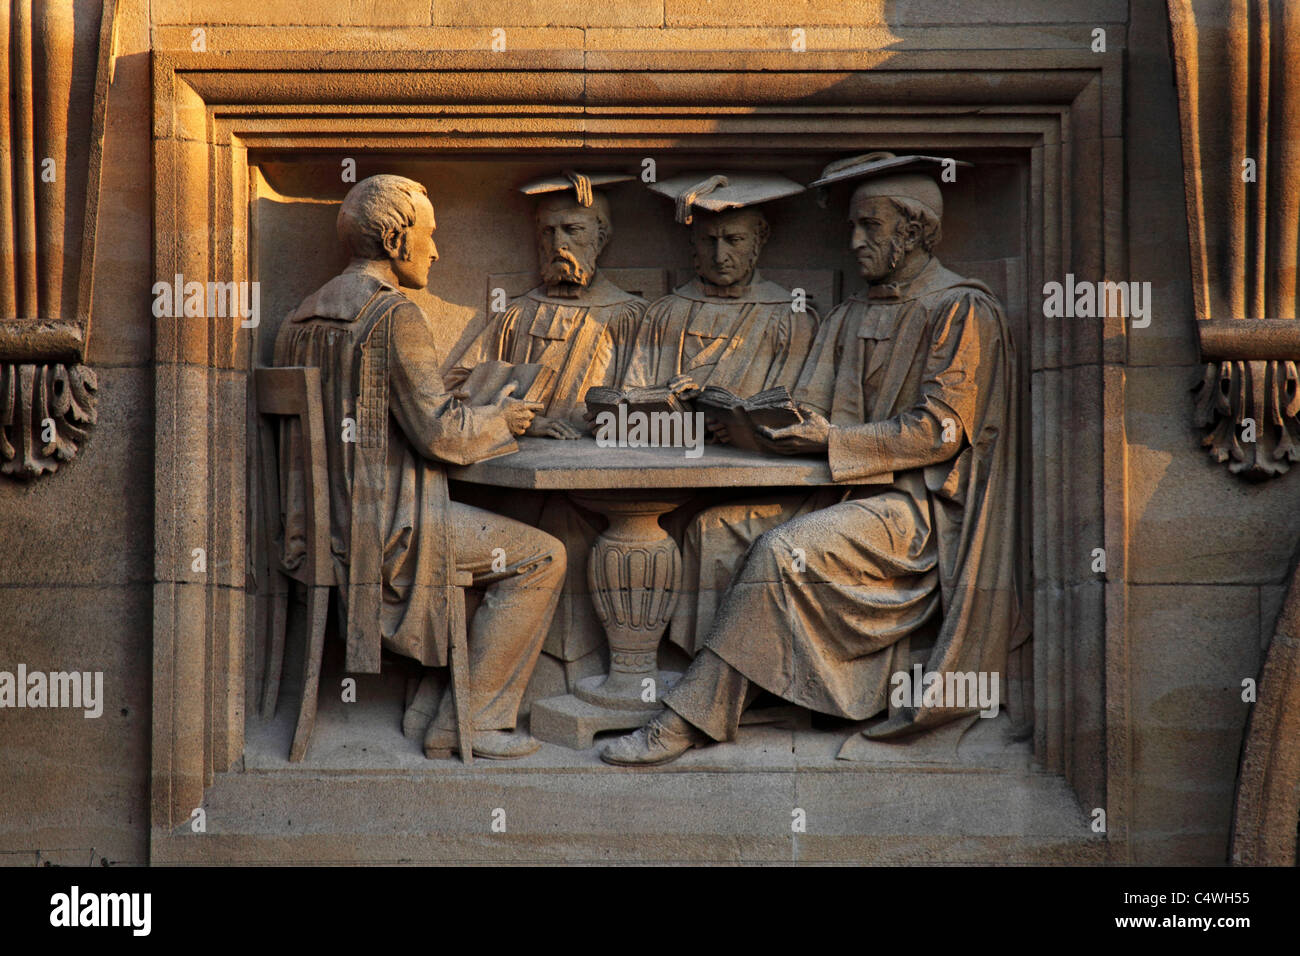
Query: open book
454 360 556 407
694 385 804 452
584 384 692 419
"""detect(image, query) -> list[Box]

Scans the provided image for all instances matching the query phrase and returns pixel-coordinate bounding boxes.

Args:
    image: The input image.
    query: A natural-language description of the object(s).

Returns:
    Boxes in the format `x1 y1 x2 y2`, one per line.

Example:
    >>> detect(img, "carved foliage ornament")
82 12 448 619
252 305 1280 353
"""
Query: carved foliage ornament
0 362 97 478
1193 359 1300 477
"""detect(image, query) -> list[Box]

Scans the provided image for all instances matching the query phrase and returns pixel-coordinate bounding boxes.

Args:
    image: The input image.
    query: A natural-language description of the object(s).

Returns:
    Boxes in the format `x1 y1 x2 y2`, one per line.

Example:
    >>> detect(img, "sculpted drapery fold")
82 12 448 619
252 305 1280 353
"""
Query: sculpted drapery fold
620 273 817 395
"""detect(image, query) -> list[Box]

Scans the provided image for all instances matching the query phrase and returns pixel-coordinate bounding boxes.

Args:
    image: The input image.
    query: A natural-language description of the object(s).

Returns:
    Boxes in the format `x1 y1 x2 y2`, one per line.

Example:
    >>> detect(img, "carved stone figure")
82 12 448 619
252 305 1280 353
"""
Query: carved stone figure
618 173 821 657
602 153 1026 766
448 172 648 673
447 171 646 438
272 174 565 759
620 172 818 402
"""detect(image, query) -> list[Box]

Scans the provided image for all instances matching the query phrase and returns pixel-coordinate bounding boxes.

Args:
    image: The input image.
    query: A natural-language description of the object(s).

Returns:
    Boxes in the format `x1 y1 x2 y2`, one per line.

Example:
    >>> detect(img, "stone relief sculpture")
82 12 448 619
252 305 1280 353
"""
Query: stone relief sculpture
447 171 646 438
618 172 823 657
602 153 1026 766
620 171 817 403
272 174 565 760
263 157 1025 769
447 171 649 676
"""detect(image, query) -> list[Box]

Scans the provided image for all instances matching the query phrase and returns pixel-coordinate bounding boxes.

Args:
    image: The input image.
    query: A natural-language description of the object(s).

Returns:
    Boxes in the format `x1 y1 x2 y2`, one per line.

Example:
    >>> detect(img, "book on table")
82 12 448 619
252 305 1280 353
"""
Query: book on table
694 384 804 452
455 360 556 406
583 384 692 419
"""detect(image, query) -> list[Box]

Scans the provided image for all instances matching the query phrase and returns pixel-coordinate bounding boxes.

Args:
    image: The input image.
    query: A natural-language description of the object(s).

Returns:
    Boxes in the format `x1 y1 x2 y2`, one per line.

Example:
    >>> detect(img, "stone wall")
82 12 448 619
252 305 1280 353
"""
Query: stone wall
1 0 1276 865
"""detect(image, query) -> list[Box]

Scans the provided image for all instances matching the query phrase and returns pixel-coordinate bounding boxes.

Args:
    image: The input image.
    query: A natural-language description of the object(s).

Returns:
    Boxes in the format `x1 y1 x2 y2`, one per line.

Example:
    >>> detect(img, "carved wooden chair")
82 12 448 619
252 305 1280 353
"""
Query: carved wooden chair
255 365 476 764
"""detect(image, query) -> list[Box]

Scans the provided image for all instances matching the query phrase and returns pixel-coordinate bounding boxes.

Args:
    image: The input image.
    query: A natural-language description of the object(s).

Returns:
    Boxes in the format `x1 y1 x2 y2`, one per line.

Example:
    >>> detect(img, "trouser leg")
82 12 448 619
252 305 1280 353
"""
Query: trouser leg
662 648 761 742
668 492 820 657
431 502 566 732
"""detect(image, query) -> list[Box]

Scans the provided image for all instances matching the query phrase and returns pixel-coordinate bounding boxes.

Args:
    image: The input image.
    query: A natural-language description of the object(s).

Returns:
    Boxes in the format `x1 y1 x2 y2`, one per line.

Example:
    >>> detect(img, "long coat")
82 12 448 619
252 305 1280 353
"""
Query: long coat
273 261 515 673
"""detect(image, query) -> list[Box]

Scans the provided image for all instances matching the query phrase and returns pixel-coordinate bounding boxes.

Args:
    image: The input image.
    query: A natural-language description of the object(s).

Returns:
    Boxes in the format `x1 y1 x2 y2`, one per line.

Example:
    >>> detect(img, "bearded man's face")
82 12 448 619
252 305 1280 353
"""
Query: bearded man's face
849 195 913 282
536 198 605 286
690 209 766 288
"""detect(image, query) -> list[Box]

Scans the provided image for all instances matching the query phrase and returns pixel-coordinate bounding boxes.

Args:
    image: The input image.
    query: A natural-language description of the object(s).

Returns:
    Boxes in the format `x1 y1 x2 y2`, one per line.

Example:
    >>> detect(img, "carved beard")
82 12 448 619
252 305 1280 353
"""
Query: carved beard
857 225 910 280
540 248 595 287
693 243 762 287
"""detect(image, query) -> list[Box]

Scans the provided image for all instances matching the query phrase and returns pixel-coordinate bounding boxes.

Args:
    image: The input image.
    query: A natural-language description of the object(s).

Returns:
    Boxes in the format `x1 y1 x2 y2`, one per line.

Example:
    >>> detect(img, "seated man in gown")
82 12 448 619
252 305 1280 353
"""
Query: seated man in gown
274 173 565 760
620 172 821 661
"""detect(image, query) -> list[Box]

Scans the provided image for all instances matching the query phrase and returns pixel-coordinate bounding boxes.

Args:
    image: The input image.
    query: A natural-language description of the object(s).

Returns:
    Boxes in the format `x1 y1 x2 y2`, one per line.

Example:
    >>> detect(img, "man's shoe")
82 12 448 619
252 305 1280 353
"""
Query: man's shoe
600 711 706 767
423 727 542 760
402 674 441 741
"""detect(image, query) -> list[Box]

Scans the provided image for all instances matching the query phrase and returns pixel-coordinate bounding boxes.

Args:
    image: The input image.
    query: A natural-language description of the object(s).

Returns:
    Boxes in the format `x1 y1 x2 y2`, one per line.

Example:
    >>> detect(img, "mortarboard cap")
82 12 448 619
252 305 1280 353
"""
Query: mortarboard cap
517 170 634 208
647 171 805 225
808 152 971 219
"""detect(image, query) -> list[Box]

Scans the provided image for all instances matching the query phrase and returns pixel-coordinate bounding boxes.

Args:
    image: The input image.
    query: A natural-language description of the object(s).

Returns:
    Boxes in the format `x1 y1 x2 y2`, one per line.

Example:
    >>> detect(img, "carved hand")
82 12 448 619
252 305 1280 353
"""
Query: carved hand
703 414 731 445
760 406 832 455
526 415 583 440
667 373 702 400
491 383 544 436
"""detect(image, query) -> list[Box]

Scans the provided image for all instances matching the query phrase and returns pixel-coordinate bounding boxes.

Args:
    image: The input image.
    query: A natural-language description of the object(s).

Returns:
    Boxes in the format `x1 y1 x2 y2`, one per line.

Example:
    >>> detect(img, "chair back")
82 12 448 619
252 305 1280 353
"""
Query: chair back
255 366 334 589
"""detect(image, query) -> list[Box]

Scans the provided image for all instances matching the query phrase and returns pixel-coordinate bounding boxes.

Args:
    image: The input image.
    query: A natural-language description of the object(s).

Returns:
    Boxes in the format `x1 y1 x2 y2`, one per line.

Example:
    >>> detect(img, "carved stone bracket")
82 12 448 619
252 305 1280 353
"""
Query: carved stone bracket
1168 1 1300 479
1195 322 1300 475
1192 358 1300 478
0 1 117 479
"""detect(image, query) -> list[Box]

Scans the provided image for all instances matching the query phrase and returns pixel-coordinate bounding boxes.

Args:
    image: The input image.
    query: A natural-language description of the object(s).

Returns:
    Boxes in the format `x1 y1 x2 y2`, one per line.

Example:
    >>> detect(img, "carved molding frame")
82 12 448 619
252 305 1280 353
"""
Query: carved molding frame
149 46 1128 861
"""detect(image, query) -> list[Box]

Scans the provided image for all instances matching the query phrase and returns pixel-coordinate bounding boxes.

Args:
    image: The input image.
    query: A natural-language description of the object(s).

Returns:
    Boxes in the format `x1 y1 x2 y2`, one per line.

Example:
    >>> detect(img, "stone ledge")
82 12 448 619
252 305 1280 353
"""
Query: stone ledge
154 762 1103 863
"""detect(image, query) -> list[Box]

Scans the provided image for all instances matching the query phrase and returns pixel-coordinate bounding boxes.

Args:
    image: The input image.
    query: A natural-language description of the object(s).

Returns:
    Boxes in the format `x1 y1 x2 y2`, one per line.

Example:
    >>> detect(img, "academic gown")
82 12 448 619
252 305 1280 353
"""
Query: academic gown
694 257 1028 736
619 271 818 394
447 271 646 426
447 271 647 669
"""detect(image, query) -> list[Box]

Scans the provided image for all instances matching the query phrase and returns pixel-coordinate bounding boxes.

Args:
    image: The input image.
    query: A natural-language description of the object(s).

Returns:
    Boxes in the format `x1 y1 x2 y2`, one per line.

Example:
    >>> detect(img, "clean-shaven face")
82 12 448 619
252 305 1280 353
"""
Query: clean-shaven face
391 195 438 289
690 209 765 287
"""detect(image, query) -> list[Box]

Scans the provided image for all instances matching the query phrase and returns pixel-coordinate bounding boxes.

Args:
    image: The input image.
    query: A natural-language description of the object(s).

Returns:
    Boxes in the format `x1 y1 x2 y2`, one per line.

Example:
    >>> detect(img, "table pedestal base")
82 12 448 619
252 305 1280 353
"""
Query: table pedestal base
531 670 682 750
531 488 690 750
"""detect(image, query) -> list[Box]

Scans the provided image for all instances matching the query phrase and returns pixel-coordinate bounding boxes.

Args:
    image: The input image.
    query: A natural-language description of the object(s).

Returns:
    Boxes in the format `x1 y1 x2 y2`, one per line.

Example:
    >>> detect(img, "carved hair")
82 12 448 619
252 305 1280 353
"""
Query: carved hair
534 192 612 248
889 197 942 252
337 174 431 259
